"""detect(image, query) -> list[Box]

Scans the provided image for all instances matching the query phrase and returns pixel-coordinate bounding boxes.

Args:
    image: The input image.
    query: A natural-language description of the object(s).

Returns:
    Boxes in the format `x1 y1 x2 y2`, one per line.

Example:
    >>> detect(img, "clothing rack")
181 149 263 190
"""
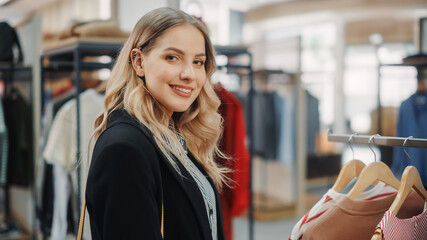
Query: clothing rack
214 45 255 240
41 40 123 239
0 63 34 239
0 63 32 98
328 130 427 148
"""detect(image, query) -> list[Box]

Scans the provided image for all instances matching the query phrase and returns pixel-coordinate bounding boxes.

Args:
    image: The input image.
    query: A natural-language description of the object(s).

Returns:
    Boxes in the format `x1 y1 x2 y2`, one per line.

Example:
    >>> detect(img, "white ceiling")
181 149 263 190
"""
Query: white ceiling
0 0 61 24
0 0 293 25
219 0 291 12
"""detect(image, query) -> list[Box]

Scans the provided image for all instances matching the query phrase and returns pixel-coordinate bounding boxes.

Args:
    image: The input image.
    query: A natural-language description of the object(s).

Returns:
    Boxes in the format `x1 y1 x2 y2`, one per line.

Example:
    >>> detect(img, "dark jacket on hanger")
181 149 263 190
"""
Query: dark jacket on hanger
85 109 225 240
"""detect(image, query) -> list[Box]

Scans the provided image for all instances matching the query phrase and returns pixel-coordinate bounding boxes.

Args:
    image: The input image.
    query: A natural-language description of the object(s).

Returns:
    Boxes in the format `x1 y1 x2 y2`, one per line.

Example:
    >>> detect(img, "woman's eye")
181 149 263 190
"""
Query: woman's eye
166 55 178 61
194 60 204 66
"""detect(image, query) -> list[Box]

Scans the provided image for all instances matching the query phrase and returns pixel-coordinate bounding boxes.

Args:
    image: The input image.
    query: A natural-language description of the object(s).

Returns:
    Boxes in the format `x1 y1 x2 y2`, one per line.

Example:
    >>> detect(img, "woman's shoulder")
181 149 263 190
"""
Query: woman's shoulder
90 109 160 169
96 109 155 150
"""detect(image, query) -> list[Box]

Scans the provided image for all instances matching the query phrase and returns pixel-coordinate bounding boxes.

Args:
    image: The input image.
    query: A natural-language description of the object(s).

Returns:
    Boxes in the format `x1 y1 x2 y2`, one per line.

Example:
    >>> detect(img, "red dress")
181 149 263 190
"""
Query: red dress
215 85 250 240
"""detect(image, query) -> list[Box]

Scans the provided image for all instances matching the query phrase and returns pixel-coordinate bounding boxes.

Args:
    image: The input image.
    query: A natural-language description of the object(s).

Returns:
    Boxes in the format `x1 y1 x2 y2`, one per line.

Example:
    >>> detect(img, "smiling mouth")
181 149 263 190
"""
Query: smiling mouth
171 85 192 94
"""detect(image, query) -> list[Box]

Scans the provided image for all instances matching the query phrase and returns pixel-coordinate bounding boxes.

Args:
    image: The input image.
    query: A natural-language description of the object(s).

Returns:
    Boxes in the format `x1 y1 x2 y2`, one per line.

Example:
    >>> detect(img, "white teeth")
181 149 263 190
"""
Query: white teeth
172 86 191 93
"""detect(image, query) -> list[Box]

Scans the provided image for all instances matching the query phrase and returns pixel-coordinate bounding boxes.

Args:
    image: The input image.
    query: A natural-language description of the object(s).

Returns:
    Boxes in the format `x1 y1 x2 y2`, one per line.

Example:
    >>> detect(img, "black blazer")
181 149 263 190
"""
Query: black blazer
85 109 225 240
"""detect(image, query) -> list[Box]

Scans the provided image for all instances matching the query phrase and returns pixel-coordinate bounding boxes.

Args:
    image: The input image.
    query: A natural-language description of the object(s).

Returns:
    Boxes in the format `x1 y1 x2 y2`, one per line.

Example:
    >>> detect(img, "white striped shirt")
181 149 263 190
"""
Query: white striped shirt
176 132 217 240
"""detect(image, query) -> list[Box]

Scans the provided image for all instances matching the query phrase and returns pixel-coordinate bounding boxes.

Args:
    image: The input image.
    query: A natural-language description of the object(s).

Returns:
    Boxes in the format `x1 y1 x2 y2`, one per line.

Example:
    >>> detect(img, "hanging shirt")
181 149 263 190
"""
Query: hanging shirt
43 88 104 240
3 90 33 187
215 86 250 240
392 92 427 186
301 190 425 240
371 203 427 240
215 86 250 216
276 88 320 164
0 98 8 186
37 89 76 236
289 182 397 240
306 91 320 154
248 91 281 159
277 86 295 165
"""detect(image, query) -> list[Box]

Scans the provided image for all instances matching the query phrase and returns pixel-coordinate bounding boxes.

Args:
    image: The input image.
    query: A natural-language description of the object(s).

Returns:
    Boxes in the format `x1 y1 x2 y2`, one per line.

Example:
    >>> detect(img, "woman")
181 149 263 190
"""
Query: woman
85 7 228 240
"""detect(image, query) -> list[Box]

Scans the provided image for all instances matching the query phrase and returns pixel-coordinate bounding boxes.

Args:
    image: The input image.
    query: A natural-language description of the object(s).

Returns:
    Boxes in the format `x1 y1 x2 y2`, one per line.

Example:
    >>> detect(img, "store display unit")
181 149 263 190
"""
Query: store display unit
40 39 124 237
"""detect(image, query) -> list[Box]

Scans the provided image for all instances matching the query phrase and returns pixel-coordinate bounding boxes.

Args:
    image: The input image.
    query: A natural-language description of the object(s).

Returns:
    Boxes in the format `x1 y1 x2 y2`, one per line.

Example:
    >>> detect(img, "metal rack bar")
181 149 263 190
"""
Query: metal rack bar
247 52 254 240
328 130 427 148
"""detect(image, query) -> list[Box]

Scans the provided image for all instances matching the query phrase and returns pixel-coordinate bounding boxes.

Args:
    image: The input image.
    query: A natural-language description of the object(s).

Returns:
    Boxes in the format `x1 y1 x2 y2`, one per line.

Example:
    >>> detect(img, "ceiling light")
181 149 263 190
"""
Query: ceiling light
0 0 13 7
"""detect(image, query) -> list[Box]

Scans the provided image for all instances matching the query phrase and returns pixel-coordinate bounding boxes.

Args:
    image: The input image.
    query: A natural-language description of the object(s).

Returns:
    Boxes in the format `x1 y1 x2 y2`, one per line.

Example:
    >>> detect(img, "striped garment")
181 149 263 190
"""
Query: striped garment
373 203 427 240
187 159 218 240
289 182 397 240
176 132 218 240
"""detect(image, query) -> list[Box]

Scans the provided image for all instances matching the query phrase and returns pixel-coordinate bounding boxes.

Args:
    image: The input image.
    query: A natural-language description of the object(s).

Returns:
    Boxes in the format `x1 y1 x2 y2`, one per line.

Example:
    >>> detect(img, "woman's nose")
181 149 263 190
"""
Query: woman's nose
180 64 195 80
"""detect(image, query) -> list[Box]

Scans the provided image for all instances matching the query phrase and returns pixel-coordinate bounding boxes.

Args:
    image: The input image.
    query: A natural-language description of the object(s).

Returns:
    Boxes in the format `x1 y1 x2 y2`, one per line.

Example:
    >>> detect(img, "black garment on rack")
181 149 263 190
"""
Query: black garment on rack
306 91 320 154
38 90 76 237
0 22 24 63
39 164 53 236
3 90 33 187
245 91 280 159
0 98 8 186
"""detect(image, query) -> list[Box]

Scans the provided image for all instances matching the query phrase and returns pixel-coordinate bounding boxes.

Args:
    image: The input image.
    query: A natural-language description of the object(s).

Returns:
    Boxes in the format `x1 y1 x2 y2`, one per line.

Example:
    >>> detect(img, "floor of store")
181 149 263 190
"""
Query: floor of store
234 217 299 240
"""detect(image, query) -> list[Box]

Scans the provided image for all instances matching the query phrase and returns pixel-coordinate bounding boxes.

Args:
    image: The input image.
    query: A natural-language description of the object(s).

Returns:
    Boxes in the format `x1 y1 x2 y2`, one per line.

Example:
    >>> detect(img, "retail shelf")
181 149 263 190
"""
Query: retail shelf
42 61 114 71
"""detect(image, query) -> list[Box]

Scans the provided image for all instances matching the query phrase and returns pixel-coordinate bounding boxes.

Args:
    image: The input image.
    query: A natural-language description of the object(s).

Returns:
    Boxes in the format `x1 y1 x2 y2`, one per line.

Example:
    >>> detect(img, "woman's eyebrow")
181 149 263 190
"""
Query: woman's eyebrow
163 47 205 57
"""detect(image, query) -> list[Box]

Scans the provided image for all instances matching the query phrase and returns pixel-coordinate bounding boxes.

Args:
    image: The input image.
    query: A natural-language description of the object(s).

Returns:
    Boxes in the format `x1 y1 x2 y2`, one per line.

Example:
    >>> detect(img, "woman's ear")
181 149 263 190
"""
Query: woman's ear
130 48 144 77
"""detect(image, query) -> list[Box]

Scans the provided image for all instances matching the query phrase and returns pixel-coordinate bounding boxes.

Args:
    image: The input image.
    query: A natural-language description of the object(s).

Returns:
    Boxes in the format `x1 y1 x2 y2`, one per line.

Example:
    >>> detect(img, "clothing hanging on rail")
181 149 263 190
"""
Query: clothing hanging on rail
0 98 8 186
43 88 104 239
305 91 320 154
241 88 319 162
0 80 33 239
251 90 281 159
0 97 8 229
301 190 425 240
372 203 427 240
392 92 427 186
289 182 397 240
325 133 427 239
3 88 33 187
37 88 76 197
44 88 104 170
276 89 320 163
276 86 294 164
38 88 75 237
37 89 75 206
215 85 250 240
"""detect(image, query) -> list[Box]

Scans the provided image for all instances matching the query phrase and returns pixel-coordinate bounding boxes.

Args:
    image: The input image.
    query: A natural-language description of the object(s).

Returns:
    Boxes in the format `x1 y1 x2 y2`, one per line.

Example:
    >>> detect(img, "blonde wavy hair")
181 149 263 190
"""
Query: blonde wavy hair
92 7 228 189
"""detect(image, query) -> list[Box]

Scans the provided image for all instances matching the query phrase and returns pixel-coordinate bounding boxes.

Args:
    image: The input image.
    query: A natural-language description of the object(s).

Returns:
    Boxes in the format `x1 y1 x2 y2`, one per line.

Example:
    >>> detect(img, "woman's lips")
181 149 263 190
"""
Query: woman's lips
170 85 193 97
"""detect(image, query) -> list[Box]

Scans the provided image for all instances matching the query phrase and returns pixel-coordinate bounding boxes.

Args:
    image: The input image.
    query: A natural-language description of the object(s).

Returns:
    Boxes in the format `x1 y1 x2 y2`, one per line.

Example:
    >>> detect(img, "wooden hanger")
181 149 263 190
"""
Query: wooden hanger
389 136 427 214
347 161 400 199
389 166 427 214
347 134 400 200
332 133 366 192
332 159 366 192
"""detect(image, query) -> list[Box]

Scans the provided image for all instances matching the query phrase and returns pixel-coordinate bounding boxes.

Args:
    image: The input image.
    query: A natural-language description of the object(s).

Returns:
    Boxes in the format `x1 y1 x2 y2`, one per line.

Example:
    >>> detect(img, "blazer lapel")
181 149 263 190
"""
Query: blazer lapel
160 155 213 240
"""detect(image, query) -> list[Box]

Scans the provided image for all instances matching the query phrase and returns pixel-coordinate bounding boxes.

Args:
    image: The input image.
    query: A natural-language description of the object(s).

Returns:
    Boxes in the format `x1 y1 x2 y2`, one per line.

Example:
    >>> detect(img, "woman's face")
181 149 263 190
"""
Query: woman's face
141 24 207 117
